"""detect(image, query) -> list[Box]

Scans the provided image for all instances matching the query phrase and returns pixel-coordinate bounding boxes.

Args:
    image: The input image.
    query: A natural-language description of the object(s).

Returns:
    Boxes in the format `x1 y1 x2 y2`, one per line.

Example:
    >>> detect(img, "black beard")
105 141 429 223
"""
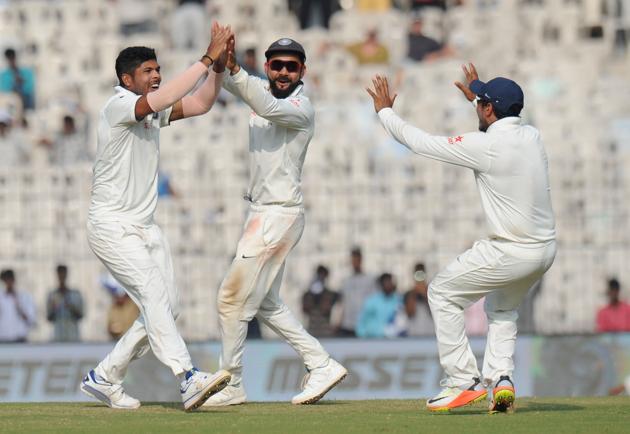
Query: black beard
269 79 301 98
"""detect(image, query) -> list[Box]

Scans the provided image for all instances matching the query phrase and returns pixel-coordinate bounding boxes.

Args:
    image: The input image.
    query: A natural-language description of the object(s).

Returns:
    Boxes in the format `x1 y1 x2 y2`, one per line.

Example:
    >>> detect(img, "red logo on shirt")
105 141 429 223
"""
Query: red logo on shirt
289 98 300 107
448 136 463 144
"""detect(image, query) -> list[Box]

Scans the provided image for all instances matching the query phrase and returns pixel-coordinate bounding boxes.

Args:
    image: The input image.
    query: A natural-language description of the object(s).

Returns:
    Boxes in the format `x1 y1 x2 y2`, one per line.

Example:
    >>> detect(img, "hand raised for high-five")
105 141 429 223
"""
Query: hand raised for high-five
366 75 397 113
226 35 239 75
205 22 232 65
211 22 229 72
454 63 479 102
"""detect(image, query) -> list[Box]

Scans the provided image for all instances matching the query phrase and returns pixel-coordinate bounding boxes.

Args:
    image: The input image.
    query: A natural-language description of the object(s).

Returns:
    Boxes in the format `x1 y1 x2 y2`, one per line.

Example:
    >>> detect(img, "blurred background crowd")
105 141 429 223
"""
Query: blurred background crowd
1 0 630 343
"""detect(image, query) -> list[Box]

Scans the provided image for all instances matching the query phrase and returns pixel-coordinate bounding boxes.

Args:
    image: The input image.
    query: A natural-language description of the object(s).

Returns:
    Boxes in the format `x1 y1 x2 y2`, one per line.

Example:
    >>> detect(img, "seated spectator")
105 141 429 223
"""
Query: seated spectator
407 17 452 62
171 0 207 51
356 273 401 338
101 272 139 340
0 48 35 109
402 263 434 336
241 48 267 80
40 115 90 166
0 109 31 167
0 269 37 343
288 0 340 29
157 170 179 198
302 265 338 337
46 265 84 342
346 29 390 65
337 247 378 336
596 278 630 332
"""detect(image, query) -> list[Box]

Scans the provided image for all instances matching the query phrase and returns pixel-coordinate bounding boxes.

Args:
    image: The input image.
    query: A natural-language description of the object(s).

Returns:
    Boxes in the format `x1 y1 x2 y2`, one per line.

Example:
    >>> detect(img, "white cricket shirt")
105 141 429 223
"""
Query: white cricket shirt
223 69 314 207
89 86 172 225
378 108 556 244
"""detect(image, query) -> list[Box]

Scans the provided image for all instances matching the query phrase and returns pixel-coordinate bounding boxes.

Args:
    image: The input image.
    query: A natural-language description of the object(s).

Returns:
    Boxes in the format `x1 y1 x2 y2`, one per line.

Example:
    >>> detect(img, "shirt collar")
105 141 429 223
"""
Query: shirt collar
114 85 138 96
486 116 521 133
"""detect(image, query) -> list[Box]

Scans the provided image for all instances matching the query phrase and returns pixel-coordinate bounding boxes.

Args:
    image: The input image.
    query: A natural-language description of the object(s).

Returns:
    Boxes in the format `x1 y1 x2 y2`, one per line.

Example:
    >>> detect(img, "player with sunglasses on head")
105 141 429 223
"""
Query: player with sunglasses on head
366 65 556 413
203 37 347 407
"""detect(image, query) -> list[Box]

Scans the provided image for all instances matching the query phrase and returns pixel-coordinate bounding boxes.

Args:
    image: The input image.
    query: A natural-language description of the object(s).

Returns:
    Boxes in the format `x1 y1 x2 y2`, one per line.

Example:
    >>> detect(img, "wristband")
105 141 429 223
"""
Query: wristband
201 54 214 65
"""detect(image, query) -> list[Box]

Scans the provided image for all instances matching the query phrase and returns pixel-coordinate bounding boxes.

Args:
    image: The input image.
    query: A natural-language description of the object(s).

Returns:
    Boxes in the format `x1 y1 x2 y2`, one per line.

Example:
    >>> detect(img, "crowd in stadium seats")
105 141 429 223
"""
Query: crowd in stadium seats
0 0 629 342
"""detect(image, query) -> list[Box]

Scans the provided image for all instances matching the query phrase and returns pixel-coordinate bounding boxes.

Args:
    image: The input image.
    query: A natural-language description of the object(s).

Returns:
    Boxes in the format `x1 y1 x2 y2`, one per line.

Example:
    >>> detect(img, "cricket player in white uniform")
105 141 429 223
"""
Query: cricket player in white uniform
81 24 234 412
203 37 347 407
367 65 556 412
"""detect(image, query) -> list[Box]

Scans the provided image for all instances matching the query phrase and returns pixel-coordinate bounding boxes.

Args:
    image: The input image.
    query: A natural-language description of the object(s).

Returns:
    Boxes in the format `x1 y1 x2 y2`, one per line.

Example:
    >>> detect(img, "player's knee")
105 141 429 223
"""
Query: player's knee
486 309 518 323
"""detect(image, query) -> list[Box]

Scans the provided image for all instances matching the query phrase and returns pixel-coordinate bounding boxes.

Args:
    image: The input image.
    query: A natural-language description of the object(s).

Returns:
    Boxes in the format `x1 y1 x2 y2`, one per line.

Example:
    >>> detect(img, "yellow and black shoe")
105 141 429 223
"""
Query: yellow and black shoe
489 375 515 413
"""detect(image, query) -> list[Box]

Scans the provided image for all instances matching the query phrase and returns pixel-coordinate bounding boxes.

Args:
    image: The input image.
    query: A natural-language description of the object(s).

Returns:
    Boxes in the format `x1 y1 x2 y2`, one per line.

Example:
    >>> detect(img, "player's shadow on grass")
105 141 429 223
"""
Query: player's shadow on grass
438 402 584 416
141 402 232 413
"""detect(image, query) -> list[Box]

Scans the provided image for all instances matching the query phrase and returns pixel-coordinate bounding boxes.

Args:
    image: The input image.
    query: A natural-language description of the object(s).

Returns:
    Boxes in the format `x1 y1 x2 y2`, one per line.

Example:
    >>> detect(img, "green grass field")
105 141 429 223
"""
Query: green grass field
2 398 629 434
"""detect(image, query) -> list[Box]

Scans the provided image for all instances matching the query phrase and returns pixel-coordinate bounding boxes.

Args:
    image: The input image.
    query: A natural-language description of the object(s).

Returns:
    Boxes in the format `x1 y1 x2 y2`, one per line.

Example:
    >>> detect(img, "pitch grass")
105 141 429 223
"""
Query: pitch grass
1 398 629 434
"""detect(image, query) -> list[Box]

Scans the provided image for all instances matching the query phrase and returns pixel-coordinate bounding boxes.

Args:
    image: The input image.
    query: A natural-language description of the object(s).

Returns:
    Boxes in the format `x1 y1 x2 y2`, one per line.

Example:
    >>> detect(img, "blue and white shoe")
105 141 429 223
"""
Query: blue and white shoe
80 370 141 409
180 368 231 411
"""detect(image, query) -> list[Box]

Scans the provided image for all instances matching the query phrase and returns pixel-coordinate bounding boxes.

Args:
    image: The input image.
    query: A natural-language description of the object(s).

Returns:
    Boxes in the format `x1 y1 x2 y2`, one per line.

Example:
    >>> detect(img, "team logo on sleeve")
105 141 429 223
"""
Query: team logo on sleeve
447 136 464 144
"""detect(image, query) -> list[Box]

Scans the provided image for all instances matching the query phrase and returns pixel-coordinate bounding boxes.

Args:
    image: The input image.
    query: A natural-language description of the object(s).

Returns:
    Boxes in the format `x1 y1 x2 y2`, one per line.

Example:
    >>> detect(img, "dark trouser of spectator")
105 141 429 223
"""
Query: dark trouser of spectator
247 317 262 339
289 0 339 29
336 328 356 337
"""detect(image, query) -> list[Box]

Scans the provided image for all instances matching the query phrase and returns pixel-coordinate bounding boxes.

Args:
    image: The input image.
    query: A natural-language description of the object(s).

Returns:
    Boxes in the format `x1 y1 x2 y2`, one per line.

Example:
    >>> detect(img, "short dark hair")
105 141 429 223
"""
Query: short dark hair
479 97 522 119
1 269 15 280
4 48 16 60
115 46 156 86
57 264 68 274
414 263 425 272
316 265 329 277
351 247 362 257
609 278 620 291
378 272 393 286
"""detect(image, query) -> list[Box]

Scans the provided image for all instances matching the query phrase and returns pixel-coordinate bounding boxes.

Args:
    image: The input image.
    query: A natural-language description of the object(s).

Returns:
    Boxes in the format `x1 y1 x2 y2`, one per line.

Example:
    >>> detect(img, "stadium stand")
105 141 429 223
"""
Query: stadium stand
0 0 629 341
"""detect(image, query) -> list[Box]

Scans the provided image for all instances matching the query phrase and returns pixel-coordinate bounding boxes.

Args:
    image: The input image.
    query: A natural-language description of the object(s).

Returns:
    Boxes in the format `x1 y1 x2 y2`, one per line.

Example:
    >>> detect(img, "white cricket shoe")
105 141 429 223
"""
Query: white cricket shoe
202 383 247 407
180 368 231 411
426 377 487 412
80 370 141 410
291 358 347 405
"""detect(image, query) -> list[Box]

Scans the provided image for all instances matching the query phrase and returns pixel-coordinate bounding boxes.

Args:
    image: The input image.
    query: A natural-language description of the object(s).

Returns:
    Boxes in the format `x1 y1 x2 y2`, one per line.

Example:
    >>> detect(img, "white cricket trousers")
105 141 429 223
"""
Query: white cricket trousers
428 238 556 388
87 220 193 383
218 204 330 386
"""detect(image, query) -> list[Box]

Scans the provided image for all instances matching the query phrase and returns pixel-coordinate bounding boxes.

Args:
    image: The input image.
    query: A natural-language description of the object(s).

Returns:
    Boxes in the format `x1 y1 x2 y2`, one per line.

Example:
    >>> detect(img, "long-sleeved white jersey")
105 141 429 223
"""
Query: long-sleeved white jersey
223 68 314 207
378 108 556 244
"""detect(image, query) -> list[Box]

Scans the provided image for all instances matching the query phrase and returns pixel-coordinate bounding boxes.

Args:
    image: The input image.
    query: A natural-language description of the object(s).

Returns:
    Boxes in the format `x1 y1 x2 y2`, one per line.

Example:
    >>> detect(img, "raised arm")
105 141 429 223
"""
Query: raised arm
136 24 232 121
222 35 312 130
367 75 491 171
224 69 313 129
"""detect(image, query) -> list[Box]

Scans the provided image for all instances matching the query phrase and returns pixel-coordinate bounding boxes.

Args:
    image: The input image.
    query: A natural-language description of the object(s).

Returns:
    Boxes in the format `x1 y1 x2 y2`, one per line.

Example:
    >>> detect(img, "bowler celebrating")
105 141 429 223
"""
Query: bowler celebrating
367 66 556 412
203 36 347 407
81 24 233 411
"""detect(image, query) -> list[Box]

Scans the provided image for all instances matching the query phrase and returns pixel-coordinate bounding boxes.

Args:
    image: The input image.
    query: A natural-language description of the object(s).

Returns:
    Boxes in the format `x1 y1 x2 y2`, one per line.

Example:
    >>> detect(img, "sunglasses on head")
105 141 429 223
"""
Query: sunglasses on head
269 60 301 73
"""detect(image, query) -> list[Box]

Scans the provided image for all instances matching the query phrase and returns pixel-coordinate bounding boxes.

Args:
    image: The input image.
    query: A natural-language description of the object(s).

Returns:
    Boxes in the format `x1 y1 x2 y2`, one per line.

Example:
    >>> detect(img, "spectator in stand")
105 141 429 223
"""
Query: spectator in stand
288 0 340 29
241 48 267 79
596 278 630 332
46 265 84 342
356 273 401 338
402 263 434 336
346 29 390 65
0 269 37 343
406 17 453 62
0 109 31 167
337 247 377 336
0 48 35 109
40 115 91 166
302 265 338 337
101 272 139 340
171 0 207 51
